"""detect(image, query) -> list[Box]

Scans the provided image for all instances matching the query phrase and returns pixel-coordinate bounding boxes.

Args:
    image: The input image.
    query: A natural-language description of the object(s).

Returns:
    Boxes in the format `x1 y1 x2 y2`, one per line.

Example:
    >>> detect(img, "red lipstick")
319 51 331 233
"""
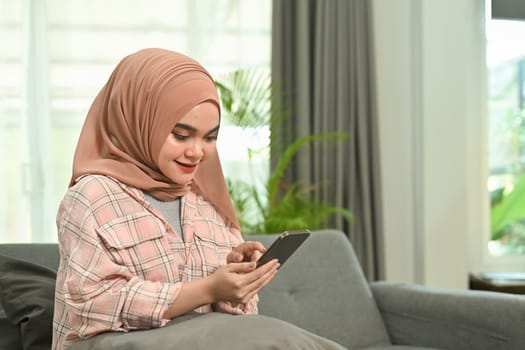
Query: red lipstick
176 161 198 173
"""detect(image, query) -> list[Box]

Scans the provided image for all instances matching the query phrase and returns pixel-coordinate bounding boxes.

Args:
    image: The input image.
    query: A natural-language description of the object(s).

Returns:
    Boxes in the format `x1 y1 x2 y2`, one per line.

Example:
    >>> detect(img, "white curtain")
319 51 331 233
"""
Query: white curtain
0 0 271 242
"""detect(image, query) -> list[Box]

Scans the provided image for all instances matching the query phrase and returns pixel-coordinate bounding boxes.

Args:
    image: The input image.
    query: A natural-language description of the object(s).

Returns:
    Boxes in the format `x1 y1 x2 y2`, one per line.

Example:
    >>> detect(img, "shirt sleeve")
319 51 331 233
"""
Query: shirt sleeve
56 182 180 340
213 297 258 315
242 294 259 314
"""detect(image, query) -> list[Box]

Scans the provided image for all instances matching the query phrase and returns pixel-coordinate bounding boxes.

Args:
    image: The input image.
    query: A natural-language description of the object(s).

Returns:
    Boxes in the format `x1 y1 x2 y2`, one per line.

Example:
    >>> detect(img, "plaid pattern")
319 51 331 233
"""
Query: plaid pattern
52 175 257 350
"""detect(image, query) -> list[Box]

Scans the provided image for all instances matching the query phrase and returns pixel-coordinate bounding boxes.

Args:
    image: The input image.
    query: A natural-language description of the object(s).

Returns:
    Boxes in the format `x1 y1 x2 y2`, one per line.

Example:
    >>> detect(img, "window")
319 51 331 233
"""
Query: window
486 5 525 260
0 0 271 243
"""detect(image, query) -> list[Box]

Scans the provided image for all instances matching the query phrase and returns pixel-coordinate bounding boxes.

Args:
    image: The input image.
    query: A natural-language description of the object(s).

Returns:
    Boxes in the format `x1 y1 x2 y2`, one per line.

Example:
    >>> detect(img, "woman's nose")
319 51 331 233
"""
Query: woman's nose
185 141 204 159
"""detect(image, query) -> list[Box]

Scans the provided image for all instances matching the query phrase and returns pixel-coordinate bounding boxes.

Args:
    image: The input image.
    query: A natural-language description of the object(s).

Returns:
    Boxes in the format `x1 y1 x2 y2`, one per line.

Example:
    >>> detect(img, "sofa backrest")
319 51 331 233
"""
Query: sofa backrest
0 244 59 271
246 230 391 350
0 231 392 349
0 243 59 350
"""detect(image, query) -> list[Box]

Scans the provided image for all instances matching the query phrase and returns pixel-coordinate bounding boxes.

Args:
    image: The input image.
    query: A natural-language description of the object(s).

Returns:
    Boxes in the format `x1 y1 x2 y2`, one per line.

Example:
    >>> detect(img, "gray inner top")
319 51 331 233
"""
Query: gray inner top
143 192 184 241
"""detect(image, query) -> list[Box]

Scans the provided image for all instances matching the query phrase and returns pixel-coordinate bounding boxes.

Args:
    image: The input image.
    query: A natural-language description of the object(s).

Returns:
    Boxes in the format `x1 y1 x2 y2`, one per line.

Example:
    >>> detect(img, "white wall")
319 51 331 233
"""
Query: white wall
373 0 487 289
372 0 417 284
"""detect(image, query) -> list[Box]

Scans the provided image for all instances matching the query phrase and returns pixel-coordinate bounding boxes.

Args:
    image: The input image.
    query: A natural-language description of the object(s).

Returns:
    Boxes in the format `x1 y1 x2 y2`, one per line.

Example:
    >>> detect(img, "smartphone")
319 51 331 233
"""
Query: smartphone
256 230 310 268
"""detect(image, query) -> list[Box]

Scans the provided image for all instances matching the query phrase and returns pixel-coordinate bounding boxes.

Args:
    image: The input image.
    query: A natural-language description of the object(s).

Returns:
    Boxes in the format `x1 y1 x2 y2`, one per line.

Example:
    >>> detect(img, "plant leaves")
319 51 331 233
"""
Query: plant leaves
491 175 525 240
217 68 353 235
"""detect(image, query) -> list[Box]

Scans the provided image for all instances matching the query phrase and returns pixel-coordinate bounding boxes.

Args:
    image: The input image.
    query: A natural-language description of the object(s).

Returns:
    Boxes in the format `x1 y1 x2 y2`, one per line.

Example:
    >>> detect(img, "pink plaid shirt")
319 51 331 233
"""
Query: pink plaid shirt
52 175 258 350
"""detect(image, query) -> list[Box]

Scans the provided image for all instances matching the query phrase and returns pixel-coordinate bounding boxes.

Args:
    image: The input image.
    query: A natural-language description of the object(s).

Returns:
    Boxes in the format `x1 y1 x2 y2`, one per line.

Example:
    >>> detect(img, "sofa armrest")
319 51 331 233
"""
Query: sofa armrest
370 281 525 350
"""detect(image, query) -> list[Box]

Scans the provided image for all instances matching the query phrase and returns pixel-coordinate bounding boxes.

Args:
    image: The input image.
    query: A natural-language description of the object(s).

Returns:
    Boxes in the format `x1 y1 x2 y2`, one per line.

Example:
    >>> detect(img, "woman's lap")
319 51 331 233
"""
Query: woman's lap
70 312 348 350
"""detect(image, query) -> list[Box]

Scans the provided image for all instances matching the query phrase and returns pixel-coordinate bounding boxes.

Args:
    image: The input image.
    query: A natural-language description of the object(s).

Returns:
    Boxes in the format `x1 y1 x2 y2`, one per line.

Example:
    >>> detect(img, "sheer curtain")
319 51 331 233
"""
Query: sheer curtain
272 0 383 280
0 0 271 243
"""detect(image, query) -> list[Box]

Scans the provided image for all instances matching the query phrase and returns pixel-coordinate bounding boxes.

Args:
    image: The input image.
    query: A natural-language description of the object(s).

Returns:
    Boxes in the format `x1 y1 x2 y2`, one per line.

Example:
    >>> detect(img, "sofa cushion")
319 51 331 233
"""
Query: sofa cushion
0 304 23 350
366 347 440 350
0 254 56 350
247 230 391 349
71 312 348 350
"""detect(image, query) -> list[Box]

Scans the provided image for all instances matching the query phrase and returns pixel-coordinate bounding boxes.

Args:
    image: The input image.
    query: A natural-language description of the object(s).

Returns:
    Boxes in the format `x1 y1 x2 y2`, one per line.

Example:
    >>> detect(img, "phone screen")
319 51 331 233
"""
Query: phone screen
256 230 310 268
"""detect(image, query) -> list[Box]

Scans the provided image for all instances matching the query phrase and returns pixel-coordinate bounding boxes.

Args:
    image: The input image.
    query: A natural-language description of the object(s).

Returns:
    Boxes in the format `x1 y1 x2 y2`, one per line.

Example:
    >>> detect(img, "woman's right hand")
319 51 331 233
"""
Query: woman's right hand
207 259 280 305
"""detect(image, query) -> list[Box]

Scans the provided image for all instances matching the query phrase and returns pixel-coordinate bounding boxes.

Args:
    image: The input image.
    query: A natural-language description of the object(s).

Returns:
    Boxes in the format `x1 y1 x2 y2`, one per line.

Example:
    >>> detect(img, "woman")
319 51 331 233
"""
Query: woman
53 48 346 350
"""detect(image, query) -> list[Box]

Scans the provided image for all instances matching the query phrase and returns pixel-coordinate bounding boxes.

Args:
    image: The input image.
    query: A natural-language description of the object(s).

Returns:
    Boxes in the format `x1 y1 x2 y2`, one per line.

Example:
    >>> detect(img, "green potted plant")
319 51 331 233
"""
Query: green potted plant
215 68 352 234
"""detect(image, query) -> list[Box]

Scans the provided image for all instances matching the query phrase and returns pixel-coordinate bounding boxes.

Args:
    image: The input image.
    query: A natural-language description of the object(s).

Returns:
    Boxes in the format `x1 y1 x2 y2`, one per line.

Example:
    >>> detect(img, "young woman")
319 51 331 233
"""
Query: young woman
53 48 346 350
52 48 279 350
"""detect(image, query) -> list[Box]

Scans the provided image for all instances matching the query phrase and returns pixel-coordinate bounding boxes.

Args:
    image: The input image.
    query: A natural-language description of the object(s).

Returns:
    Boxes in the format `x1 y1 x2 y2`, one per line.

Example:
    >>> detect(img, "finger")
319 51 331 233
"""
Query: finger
229 262 278 304
227 250 244 263
242 263 279 302
250 250 263 262
236 241 266 257
241 259 279 284
227 261 257 274
245 241 266 251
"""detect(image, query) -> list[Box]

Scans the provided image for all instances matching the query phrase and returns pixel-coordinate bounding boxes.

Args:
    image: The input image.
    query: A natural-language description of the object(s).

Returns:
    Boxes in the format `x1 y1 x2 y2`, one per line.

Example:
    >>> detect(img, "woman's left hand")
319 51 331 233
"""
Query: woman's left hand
214 300 246 315
228 241 266 263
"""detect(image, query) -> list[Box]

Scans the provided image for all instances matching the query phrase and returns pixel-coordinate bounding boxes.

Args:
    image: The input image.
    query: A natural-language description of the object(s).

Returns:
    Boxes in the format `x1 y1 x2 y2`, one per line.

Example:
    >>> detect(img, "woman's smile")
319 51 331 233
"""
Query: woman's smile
175 160 198 173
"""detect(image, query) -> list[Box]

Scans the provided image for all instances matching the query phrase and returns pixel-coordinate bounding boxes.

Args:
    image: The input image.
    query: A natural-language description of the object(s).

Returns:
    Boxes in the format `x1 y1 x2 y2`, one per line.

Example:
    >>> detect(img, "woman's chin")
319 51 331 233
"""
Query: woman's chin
167 174 195 186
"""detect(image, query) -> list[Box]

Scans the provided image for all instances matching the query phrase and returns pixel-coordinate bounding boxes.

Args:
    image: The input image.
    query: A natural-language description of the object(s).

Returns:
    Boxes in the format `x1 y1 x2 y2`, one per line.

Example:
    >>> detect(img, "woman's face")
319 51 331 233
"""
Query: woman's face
158 101 220 185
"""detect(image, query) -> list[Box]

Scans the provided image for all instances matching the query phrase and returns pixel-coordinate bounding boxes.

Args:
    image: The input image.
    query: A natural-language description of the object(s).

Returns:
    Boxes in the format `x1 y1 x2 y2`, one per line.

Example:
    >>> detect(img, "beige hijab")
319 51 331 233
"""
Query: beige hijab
71 48 239 229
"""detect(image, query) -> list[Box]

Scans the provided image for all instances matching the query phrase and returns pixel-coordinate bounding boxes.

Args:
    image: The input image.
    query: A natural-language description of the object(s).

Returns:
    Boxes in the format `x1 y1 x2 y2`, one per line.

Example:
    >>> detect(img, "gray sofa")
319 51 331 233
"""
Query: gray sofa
0 229 524 349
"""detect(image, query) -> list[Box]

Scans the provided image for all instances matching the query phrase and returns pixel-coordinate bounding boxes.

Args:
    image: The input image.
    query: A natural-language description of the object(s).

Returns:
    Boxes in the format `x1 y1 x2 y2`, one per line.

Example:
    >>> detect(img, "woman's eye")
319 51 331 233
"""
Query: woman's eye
172 133 188 141
206 135 218 142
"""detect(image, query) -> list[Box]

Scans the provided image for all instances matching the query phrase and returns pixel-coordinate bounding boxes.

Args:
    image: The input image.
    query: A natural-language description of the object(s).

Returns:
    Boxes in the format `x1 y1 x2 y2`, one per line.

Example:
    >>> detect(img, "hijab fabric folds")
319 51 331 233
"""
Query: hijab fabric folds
71 48 239 229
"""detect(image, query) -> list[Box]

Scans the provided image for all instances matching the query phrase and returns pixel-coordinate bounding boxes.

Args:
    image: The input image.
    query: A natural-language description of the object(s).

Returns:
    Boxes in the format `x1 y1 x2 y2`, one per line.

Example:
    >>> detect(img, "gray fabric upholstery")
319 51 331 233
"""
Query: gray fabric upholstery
1 230 524 350
366 347 437 350
0 254 56 350
371 282 525 350
366 345 439 350
0 243 59 271
71 312 347 350
0 305 23 350
246 231 391 349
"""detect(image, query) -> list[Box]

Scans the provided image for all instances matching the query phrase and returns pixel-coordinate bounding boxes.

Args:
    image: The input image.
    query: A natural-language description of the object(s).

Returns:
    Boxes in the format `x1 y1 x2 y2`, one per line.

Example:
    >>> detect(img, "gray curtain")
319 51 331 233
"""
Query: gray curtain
271 0 384 280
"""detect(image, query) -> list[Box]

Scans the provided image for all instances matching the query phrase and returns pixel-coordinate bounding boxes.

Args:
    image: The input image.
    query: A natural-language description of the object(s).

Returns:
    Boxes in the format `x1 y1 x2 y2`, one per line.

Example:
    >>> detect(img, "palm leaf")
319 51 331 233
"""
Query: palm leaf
216 68 353 235
215 68 272 128
267 132 348 208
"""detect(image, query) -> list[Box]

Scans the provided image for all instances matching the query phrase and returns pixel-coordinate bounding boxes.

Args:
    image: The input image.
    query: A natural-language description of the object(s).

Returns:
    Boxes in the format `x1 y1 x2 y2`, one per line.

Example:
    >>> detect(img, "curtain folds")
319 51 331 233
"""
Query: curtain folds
271 0 384 280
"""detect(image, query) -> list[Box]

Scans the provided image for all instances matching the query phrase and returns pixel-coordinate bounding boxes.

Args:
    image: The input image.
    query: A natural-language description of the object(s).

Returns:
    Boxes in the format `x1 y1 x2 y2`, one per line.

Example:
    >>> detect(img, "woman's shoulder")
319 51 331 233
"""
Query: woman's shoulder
70 174 126 199
67 174 146 211
63 174 149 226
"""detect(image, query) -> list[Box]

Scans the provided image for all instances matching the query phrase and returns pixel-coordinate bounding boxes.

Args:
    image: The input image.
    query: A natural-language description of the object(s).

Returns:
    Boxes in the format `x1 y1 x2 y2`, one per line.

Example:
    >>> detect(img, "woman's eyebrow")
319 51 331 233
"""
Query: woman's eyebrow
174 123 220 134
207 125 220 134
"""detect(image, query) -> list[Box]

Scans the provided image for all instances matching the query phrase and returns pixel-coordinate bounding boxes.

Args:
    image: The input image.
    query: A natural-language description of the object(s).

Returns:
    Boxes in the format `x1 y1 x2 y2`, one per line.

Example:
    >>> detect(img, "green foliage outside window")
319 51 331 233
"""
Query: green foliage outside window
489 106 525 255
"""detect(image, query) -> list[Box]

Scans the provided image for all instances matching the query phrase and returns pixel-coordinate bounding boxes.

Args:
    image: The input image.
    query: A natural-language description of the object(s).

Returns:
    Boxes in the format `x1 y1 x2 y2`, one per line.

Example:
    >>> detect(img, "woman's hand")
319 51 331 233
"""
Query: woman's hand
227 241 266 263
163 257 279 319
208 259 279 305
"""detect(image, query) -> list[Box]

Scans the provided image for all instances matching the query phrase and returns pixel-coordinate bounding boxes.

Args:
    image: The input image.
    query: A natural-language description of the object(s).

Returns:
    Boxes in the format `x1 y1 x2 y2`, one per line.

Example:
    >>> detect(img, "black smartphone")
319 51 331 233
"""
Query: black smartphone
256 230 310 268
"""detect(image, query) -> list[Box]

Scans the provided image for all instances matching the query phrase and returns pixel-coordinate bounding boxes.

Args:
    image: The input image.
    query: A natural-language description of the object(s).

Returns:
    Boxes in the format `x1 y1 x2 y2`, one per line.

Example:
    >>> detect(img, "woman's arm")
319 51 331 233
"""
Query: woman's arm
163 259 279 319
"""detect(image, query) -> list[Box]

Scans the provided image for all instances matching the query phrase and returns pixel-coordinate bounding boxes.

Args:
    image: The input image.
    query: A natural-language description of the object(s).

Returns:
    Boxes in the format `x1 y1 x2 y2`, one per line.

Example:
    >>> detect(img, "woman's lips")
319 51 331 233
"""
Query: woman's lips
175 160 198 173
